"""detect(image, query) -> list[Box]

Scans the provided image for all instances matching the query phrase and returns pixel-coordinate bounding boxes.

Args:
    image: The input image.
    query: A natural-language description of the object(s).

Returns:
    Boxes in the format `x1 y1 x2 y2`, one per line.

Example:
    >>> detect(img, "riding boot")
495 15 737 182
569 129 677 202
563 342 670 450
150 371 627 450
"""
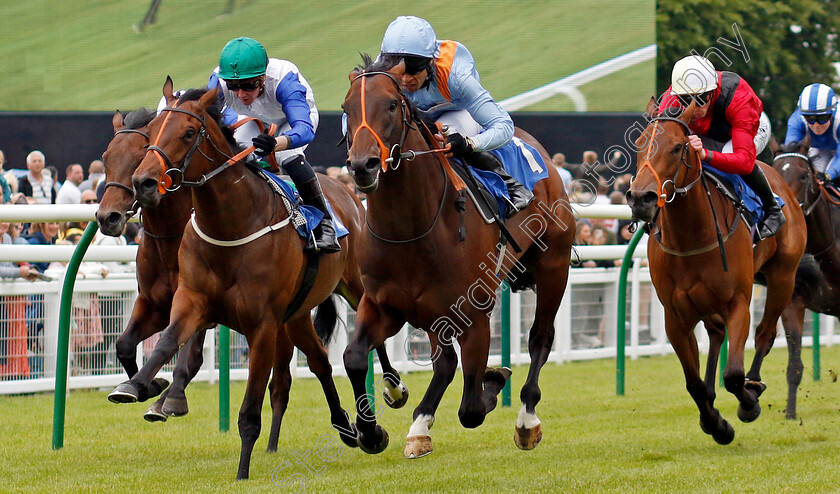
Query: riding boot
466 151 534 218
281 155 342 253
743 163 786 239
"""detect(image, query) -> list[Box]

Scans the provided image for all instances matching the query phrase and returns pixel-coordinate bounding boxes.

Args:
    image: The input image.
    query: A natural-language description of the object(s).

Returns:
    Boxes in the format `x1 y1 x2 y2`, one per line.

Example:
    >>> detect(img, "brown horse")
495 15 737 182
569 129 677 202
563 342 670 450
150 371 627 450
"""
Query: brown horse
108 81 390 480
342 57 575 458
771 135 840 419
626 100 806 443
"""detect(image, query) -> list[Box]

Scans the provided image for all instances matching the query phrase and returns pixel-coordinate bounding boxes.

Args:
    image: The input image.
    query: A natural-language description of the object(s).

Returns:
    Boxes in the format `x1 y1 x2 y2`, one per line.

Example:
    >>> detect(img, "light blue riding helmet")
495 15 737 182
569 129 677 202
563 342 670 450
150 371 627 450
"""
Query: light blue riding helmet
380 16 437 58
798 83 837 115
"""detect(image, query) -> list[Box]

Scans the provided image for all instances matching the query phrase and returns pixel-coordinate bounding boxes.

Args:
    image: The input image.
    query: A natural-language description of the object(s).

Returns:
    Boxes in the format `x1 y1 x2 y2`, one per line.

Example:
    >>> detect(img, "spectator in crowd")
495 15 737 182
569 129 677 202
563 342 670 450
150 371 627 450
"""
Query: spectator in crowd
18 151 55 204
337 173 362 199
123 222 141 245
46 165 62 198
551 152 573 192
325 166 342 179
0 150 11 203
55 164 84 204
25 221 60 273
79 160 106 193
0 222 39 380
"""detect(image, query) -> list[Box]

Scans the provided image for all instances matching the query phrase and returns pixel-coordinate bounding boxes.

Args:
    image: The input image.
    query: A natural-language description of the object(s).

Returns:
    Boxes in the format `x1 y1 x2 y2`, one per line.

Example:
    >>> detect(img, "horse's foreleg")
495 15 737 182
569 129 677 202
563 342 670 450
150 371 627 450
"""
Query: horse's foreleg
157 329 208 418
286 315 357 449
114 297 169 378
109 292 207 404
266 328 294 453
376 344 409 409
236 324 276 481
780 298 805 420
456 322 492 429
667 313 734 445
747 266 796 389
721 300 762 423
343 296 404 455
405 332 457 459
702 320 725 408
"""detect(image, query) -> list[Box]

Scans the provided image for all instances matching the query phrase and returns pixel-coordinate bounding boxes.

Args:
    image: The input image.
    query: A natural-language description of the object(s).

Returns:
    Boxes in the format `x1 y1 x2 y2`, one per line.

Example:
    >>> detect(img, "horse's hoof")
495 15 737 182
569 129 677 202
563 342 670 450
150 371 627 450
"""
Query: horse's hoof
514 424 542 450
143 402 169 422
333 411 359 448
712 420 735 445
357 424 389 454
737 401 761 423
403 435 433 459
744 379 767 398
108 381 140 404
484 366 513 389
383 380 409 409
161 395 189 417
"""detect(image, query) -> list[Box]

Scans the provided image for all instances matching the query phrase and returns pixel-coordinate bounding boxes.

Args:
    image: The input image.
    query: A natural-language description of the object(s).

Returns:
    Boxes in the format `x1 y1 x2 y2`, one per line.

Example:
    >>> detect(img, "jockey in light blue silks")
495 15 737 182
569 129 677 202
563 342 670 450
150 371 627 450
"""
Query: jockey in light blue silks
784 83 840 183
378 16 534 217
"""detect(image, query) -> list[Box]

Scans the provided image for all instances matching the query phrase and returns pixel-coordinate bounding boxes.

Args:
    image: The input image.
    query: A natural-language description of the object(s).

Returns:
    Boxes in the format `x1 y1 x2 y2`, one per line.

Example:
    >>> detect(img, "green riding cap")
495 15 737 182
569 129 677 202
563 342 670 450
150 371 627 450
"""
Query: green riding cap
218 37 268 80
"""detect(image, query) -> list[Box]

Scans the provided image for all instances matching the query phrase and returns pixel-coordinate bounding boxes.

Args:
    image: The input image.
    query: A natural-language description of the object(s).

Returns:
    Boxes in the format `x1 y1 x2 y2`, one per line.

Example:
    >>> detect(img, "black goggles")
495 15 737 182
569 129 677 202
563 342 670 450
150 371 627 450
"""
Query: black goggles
402 56 431 75
225 78 262 92
676 91 712 107
804 114 832 125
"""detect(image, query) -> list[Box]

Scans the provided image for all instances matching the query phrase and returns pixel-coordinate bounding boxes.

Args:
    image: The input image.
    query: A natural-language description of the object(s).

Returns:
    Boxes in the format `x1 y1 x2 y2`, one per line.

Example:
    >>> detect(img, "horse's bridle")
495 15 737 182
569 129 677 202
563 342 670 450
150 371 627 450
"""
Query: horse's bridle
350 71 450 171
634 116 702 207
103 127 149 217
773 151 822 215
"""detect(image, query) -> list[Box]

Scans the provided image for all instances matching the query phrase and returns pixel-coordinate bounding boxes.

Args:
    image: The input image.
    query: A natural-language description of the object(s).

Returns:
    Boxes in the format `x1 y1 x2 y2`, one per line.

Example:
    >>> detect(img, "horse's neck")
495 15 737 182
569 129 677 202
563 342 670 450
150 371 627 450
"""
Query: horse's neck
658 171 729 246
142 189 191 236
191 164 276 238
806 199 840 257
366 133 452 239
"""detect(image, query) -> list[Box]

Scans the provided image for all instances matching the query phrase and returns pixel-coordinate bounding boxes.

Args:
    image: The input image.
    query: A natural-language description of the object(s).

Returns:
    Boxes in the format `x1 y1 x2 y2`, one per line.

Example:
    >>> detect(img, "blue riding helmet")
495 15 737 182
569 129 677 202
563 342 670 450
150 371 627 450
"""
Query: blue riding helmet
380 16 437 58
798 83 837 115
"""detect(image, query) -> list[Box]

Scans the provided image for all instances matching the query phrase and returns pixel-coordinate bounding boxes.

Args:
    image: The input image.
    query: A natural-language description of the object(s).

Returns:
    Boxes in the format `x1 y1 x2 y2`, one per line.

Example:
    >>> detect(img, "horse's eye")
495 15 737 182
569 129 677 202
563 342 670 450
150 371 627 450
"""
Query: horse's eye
673 144 682 154
389 101 398 112
184 128 196 139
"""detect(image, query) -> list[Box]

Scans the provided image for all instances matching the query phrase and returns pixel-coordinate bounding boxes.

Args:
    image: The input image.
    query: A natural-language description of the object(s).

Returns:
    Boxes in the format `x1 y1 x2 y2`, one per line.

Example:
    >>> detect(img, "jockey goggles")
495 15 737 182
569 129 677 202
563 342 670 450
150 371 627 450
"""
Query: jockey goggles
676 91 712 108
403 56 432 75
804 114 832 125
225 78 262 92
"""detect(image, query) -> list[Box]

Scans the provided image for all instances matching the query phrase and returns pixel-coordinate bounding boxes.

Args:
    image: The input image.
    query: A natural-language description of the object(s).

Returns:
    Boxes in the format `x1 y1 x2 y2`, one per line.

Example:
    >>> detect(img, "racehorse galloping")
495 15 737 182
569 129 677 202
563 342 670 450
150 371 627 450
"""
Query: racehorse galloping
108 80 385 480
771 136 840 419
626 99 806 443
342 57 575 458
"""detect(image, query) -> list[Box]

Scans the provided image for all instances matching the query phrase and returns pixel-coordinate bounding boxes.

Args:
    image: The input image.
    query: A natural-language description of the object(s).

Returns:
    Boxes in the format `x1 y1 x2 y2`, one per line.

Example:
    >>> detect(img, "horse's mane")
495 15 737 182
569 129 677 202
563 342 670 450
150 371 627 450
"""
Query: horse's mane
779 140 803 154
123 107 156 129
176 88 238 150
659 106 684 119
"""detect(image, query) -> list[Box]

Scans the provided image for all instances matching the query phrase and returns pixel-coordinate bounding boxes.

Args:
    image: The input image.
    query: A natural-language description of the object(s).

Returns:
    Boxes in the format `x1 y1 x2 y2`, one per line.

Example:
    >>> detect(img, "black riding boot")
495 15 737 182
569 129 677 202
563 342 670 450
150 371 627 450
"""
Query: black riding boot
282 155 341 253
744 163 786 239
467 151 534 218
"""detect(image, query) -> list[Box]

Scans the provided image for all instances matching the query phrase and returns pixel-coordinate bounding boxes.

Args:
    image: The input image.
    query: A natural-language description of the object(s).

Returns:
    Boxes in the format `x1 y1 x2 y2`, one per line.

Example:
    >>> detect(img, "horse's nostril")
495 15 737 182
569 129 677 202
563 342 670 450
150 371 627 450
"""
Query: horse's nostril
365 157 380 171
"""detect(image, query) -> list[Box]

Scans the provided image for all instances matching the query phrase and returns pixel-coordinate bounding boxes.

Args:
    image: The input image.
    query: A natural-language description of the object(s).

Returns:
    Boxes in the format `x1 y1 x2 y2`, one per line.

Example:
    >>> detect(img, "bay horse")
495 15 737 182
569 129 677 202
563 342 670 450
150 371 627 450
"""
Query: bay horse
626 99 806 444
771 135 840 419
342 56 575 458
108 81 402 480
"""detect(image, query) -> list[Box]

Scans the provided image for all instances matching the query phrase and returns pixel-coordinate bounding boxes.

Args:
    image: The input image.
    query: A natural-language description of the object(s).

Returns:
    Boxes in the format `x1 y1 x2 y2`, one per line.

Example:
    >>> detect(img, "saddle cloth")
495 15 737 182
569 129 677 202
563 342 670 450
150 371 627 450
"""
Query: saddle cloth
464 137 550 217
703 165 784 228
258 169 350 239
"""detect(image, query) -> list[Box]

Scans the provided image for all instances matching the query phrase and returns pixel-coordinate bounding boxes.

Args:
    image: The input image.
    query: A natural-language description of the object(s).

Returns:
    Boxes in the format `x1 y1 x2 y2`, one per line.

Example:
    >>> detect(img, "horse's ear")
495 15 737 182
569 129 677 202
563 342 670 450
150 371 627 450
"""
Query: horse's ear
680 100 697 124
198 86 219 110
163 76 176 105
768 136 779 155
348 68 361 82
388 59 407 78
644 97 658 118
800 132 811 152
112 110 125 133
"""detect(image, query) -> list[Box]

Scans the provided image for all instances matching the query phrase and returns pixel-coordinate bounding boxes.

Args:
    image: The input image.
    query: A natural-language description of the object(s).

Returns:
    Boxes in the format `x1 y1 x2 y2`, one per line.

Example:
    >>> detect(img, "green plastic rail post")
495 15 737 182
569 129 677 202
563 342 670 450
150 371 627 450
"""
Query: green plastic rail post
52 221 98 450
219 325 230 432
616 226 645 396
812 312 820 381
501 282 511 407
366 351 375 414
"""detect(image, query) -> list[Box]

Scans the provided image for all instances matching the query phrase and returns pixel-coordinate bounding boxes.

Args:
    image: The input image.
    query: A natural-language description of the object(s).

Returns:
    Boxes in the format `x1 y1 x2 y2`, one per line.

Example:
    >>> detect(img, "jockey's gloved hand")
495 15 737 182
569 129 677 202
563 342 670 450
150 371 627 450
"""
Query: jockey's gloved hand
445 132 473 158
252 133 277 157
817 171 831 183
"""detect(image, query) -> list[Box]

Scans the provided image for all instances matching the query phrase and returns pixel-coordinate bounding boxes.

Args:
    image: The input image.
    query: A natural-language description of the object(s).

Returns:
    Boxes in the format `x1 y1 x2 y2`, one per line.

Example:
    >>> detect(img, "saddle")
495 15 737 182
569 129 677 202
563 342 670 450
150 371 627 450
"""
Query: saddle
449 160 501 224
702 166 783 243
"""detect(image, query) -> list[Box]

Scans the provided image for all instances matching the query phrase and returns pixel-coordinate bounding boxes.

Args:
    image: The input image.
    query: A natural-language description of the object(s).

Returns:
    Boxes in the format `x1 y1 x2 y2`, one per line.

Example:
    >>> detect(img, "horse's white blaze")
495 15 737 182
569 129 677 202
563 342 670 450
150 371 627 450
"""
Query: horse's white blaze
516 405 541 429
407 414 435 437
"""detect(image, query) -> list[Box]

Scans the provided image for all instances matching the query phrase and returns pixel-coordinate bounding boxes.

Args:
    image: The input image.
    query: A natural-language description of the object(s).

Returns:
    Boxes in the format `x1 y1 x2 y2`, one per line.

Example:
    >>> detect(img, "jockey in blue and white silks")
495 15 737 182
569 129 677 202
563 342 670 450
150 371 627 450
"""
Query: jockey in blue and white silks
784 83 840 181
379 15 534 217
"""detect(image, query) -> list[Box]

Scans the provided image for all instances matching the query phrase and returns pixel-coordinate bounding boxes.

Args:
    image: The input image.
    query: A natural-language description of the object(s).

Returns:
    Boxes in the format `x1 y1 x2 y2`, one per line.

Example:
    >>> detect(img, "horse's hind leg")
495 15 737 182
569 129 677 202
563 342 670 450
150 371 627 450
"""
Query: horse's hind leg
266 328 294 453
285 315 358 450
780 298 805 420
516 255 570 450
236 324 276 481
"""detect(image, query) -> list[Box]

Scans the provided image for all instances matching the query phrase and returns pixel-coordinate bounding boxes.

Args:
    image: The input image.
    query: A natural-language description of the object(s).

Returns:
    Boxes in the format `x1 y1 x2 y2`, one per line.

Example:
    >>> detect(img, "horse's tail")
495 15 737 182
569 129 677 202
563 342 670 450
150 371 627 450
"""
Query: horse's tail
313 296 339 345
